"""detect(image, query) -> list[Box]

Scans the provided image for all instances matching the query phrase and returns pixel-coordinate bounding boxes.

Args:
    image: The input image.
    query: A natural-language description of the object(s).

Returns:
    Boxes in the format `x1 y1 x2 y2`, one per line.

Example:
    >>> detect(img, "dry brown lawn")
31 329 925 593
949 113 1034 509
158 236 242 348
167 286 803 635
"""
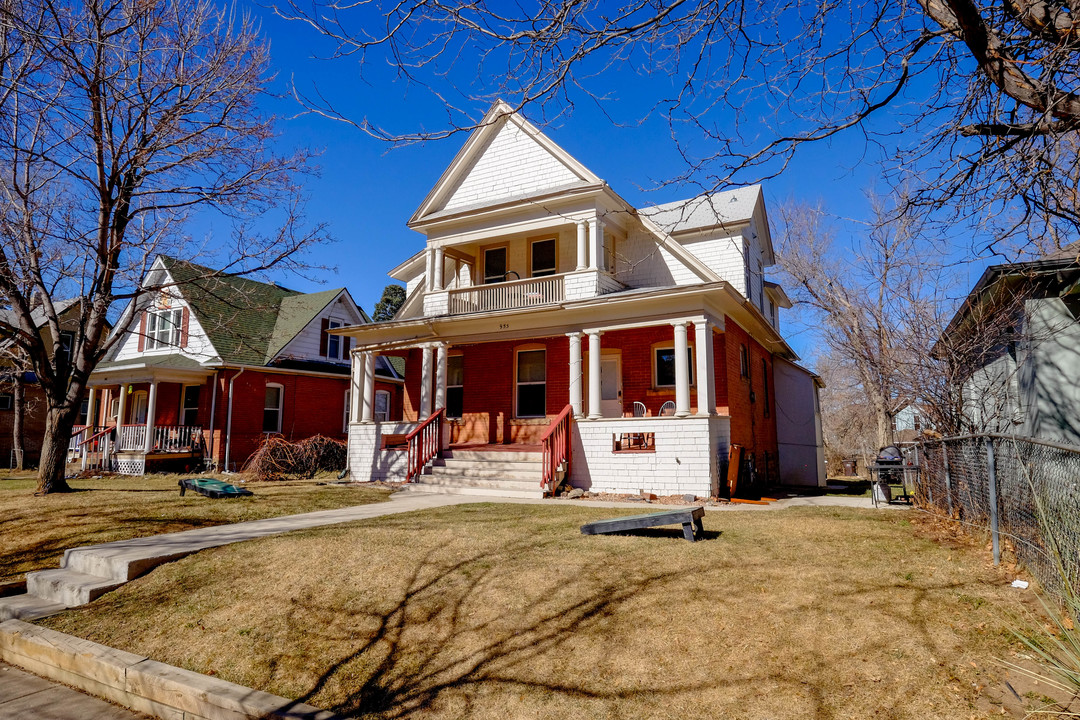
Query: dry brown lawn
0 472 390 584
43 504 1043 719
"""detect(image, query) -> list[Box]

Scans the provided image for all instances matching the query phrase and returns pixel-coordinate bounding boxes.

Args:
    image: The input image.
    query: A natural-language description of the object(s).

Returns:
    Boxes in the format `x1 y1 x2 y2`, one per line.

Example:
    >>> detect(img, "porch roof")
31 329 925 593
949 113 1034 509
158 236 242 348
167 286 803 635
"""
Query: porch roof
336 281 797 360
89 355 213 385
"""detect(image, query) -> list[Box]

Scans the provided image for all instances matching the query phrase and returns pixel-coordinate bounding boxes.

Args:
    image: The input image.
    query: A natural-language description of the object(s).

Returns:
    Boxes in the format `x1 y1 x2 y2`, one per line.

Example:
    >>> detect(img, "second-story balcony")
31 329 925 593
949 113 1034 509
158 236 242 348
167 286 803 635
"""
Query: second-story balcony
447 273 565 314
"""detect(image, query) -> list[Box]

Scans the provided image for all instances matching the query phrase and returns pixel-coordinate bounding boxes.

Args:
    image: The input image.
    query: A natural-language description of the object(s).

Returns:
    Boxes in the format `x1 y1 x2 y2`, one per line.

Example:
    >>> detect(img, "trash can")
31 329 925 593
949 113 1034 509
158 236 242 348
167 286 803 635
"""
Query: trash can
842 459 857 477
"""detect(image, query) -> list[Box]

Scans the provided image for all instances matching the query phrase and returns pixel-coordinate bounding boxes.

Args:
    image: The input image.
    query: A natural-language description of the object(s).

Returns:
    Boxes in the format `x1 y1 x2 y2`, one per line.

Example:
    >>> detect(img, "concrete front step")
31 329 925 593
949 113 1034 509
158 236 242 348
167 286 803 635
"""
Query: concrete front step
416 475 540 492
443 449 543 463
402 482 544 499
0 595 69 622
25 569 124 608
429 462 540 480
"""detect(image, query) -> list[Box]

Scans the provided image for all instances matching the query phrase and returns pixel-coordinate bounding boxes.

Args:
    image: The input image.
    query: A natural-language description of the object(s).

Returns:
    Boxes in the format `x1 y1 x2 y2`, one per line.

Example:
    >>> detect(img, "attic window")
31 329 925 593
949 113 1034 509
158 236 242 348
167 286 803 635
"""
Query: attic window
327 319 343 359
146 308 182 350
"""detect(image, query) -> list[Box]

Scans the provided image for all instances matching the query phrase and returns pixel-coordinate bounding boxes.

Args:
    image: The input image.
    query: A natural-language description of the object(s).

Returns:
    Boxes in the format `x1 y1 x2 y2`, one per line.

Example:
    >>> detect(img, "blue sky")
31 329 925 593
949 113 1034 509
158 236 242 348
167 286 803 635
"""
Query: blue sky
213 3 997 365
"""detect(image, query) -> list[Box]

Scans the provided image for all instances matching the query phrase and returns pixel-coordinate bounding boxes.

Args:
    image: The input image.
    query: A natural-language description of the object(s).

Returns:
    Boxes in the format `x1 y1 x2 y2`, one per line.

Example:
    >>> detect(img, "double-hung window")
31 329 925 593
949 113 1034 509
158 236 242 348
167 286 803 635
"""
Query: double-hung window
530 239 557 277
447 355 464 418
483 247 507 284
263 384 283 433
374 390 390 422
326 319 343 359
181 385 200 426
146 308 182 350
516 348 546 418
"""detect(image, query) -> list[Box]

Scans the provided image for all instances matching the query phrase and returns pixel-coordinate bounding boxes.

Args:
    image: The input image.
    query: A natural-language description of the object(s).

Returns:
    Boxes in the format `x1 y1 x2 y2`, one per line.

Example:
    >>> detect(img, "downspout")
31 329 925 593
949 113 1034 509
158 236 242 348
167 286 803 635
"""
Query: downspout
207 369 218 470
224 367 245 473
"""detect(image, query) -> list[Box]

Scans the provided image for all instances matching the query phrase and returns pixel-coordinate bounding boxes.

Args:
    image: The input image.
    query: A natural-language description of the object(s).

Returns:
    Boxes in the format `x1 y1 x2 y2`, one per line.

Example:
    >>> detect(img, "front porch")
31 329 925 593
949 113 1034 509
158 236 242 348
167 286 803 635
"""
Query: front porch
80 363 213 475
345 311 751 497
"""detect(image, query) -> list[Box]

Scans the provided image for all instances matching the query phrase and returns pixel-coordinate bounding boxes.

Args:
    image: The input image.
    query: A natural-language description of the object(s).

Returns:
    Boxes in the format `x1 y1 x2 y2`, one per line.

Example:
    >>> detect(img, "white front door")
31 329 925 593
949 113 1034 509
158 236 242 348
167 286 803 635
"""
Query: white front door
600 354 622 418
130 391 148 425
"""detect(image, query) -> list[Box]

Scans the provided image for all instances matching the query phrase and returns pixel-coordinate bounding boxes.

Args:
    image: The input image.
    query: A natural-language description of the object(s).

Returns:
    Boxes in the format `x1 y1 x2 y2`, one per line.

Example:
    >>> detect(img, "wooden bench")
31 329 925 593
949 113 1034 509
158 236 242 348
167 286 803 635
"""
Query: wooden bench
580 506 705 542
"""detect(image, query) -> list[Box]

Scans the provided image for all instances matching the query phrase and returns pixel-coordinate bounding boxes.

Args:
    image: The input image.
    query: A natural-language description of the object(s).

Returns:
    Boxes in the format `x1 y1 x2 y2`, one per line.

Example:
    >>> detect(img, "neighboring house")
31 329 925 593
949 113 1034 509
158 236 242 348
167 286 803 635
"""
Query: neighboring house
81 256 403 474
338 100 820 498
0 298 88 467
773 359 826 487
892 403 933 441
944 244 1080 444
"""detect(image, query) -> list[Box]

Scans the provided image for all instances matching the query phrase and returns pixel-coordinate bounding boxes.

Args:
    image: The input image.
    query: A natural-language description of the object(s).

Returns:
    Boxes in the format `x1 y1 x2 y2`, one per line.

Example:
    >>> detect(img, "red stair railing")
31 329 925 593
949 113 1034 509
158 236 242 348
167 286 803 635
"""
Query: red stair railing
541 404 574 494
406 408 445 482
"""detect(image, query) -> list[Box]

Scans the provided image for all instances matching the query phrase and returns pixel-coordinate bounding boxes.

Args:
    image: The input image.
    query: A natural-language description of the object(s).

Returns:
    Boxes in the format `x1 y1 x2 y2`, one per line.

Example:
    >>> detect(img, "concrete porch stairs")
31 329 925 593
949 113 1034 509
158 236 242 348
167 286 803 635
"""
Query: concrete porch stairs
403 446 547 499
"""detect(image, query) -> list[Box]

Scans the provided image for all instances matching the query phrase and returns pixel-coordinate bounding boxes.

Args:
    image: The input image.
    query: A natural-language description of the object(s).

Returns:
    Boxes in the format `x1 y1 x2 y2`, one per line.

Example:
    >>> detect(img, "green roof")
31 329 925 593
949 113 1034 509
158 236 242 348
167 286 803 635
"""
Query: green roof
384 355 406 378
159 257 347 366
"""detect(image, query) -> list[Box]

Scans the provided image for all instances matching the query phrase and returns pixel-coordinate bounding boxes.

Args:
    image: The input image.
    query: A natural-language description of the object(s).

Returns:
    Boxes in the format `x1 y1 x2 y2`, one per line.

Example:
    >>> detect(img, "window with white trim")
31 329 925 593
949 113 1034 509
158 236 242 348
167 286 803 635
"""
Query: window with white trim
0 394 12 411
483 247 507 284
374 390 390 422
447 354 463 418
263 383 283 433
146 308 182 350
327 318 344 359
343 390 350 431
515 348 546 418
653 345 694 388
181 385 200 426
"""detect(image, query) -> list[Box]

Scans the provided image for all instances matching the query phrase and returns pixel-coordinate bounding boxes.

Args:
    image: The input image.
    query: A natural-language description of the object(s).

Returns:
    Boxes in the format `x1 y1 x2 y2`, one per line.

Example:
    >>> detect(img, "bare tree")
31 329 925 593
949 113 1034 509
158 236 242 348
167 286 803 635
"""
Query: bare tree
776 200 931 449
0 1 326 494
276 0 1080 249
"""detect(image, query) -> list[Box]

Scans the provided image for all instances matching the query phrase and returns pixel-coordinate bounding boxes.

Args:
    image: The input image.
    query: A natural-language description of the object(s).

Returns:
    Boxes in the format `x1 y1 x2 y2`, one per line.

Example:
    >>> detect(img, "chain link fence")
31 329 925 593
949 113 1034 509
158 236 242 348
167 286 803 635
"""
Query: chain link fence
914 434 1080 602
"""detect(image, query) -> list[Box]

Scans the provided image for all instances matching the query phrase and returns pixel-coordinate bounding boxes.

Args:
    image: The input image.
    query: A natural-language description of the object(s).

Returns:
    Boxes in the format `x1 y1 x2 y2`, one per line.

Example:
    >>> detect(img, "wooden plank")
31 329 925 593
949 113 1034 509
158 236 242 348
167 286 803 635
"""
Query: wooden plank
580 507 705 542
727 444 742 497
729 498 770 505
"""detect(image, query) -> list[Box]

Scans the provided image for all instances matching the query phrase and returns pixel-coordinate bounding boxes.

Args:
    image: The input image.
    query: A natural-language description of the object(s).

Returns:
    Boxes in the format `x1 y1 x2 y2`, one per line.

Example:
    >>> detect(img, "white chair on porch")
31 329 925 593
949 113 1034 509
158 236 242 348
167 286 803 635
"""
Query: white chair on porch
659 401 676 416
628 402 648 449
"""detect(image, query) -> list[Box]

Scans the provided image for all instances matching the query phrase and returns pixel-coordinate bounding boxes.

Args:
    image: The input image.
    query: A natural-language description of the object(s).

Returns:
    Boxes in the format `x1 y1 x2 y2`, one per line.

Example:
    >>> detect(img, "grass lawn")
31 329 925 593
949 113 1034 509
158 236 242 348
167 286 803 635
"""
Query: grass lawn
42 504 1043 719
0 471 390 584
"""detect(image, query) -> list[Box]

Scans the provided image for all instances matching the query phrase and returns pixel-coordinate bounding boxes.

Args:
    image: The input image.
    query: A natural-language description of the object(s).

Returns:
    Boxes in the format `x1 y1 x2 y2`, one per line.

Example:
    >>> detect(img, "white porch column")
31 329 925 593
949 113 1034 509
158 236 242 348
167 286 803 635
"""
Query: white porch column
588 217 603 271
568 332 584 418
349 352 363 423
576 222 588 271
435 343 448 410
144 380 158 452
673 322 691 418
86 387 97 427
587 331 602 419
694 320 716 416
420 345 434 417
433 247 445 291
361 353 376 423
426 248 435 291
116 387 126 429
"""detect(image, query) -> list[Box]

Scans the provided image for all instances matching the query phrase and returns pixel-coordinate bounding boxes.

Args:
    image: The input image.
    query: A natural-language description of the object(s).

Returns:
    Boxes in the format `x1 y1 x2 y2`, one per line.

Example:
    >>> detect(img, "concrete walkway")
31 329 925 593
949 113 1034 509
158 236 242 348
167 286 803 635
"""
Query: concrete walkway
0 662 146 719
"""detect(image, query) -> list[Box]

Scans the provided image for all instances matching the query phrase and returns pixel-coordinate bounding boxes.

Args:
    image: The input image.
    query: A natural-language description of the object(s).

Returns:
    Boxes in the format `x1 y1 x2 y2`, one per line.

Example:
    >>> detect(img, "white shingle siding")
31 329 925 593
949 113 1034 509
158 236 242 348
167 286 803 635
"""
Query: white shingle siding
348 422 416 480
276 294 365 363
113 270 217 363
615 228 698 288
442 122 581 211
681 232 747 292
569 417 729 496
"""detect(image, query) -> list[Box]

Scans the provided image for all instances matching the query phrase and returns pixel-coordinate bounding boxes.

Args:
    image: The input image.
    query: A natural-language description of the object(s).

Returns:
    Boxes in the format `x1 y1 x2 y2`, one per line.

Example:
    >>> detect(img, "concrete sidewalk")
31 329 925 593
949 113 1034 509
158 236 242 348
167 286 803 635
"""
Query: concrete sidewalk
0 662 146 719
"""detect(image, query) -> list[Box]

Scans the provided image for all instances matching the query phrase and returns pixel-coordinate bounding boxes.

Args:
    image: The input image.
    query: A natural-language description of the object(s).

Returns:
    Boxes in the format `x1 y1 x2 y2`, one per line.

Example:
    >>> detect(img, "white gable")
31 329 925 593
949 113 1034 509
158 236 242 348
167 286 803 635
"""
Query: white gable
111 267 219 363
441 120 583 212
276 292 367 364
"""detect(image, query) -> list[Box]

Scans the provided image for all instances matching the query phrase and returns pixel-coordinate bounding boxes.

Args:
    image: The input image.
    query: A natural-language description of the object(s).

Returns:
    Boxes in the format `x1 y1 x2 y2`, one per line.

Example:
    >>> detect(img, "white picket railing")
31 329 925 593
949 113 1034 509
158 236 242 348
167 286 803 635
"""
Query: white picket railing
447 274 565 314
70 425 108 451
117 424 203 452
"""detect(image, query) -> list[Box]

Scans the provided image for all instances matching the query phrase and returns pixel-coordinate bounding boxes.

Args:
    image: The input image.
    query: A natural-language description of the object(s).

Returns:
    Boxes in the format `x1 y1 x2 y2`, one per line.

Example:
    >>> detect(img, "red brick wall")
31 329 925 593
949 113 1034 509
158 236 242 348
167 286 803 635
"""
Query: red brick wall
723 317 779 482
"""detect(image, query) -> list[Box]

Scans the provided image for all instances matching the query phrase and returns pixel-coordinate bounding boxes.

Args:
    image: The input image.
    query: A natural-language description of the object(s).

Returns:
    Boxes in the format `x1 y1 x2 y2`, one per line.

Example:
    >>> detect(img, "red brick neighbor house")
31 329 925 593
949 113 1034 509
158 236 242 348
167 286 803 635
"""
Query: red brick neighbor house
338 100 824 498
77 257 403 474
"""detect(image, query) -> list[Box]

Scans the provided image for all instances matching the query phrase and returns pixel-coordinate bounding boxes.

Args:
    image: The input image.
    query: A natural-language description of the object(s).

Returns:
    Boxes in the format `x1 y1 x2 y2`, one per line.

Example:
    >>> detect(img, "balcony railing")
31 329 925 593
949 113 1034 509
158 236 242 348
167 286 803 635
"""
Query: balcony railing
447 273 565 315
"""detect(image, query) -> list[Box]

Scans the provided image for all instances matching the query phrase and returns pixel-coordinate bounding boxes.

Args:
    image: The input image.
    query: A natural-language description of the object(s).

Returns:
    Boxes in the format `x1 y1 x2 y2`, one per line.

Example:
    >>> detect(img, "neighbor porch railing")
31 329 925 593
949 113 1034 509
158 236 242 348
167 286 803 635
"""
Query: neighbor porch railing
447 274 565 314
78 426 114 472
69 425 107 452
541 404 574 494
406 408 444 482
117 424 203 452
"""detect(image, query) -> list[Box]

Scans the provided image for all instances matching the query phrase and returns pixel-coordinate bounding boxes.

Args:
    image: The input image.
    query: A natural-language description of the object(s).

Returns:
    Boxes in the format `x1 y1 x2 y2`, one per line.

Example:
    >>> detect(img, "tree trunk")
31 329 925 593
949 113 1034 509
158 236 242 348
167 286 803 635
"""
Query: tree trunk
13 374 24 471
876 410 893 450
36 406 76 494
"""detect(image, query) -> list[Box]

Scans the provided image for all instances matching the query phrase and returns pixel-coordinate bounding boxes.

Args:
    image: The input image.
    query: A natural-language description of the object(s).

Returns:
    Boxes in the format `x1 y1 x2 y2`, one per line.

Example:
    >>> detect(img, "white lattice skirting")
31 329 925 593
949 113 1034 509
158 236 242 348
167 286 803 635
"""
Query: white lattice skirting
115 458 145 476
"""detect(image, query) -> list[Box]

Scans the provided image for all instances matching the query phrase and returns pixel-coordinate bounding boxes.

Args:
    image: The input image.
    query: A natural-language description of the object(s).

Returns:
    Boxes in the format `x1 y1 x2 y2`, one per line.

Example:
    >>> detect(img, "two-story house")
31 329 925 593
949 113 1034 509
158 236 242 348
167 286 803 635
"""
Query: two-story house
338 101 819 499
79 256 404 474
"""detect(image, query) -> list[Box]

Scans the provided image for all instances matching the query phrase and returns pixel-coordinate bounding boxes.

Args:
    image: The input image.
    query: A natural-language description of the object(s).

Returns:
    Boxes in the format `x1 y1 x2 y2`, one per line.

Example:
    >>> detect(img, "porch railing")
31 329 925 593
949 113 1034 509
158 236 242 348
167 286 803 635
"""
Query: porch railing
117 424 203 452
406 408 444 482
79 426 114 472
541 404 574 494
447 274 565 314
70 425 108 452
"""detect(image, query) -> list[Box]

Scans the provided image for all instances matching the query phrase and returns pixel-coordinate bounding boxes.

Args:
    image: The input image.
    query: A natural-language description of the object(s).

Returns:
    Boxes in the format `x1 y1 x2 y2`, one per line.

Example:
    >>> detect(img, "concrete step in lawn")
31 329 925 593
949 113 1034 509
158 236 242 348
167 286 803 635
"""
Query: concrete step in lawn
0 595 68 623
25 570 125 608
403 478 545 499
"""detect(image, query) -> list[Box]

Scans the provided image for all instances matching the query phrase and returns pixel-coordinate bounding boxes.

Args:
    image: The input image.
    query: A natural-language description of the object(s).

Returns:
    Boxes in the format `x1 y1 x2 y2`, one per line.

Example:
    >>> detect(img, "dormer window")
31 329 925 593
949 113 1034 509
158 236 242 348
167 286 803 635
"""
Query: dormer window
146 308 182 350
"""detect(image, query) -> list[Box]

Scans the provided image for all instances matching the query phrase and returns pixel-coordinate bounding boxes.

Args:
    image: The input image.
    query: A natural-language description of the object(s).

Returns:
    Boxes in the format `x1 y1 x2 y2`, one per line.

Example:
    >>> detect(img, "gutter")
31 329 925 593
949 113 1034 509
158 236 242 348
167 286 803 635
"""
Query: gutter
207 369 218 469
223 367 245 473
